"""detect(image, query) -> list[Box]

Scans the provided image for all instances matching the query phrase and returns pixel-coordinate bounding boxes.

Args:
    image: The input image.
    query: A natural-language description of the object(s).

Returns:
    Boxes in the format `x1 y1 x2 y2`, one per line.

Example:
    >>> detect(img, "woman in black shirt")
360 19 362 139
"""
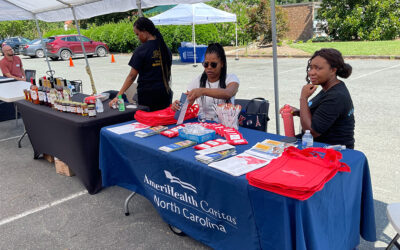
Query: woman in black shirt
109 17 172 111
285 48 355 148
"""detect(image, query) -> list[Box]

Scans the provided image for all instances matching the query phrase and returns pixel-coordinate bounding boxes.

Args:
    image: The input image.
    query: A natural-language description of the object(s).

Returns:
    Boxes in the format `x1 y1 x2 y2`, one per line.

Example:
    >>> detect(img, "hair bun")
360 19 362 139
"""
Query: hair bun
338 63 352 78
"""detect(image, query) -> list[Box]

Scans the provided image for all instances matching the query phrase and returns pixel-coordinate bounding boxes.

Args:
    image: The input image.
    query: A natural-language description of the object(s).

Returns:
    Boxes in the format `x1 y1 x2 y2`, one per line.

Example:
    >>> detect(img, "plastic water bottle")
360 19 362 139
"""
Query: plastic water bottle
302 130 313 148
96 98 104 113
118 95 125 111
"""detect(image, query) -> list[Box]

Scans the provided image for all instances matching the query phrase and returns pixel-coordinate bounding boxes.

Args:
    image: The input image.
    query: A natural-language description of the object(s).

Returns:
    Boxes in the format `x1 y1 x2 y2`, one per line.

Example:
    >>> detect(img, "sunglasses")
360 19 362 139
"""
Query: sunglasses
203 62 218 68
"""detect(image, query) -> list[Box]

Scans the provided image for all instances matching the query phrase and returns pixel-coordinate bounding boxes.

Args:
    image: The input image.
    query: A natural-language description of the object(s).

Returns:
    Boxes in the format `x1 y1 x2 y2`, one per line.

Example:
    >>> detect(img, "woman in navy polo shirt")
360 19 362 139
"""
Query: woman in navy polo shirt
109 17 172 111
285 48 355 148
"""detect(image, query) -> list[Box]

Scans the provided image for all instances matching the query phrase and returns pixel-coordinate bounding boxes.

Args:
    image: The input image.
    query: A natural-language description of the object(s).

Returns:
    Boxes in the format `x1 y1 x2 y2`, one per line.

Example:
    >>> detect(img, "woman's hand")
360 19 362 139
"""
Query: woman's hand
301 84 318 100
171 100 181 111
109 97 118 108
280 105 300 116
187 88 204 103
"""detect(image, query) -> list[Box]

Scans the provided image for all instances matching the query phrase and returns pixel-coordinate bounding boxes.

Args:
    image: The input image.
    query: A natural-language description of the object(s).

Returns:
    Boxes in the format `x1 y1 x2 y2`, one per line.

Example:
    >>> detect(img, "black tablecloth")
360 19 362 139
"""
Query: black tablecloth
16 94 147 194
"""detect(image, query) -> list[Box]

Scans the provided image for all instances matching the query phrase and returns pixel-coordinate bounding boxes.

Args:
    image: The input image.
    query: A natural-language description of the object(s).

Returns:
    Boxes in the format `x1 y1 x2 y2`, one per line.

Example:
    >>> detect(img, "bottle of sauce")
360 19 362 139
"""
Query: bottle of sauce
30 78 39 105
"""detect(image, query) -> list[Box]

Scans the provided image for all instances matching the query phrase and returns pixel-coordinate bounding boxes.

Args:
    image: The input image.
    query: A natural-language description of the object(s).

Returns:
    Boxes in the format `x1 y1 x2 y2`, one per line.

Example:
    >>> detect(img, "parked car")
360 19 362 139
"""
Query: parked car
46 35 109 61
1 36 31 55
21 39 49 58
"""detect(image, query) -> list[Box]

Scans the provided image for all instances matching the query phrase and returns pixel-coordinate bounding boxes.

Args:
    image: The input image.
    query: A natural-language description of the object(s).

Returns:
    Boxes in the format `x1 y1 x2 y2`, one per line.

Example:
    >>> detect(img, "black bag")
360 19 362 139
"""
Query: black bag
235 98 270 132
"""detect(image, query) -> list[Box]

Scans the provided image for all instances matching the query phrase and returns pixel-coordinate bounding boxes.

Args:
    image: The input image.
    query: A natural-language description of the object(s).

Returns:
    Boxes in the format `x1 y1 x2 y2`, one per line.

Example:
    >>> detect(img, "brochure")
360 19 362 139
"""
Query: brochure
107 122 150 135
208 153 270 176
159 140 196 152
246 139 296 160
174 93 189 125
134 125 168 138
195 148 236 164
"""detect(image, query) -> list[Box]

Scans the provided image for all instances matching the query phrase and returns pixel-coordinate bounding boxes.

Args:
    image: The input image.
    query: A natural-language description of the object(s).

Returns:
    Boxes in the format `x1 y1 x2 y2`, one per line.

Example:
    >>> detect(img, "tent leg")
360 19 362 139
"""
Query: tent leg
235 23 239 60
34 15 54 78
192 5 197 67
71 6 97 95
270 1 280 135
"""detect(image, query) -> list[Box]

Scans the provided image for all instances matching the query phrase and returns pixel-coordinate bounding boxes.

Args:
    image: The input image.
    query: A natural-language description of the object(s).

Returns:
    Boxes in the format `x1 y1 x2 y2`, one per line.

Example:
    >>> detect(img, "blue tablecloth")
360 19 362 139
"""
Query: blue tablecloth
100 121 376 250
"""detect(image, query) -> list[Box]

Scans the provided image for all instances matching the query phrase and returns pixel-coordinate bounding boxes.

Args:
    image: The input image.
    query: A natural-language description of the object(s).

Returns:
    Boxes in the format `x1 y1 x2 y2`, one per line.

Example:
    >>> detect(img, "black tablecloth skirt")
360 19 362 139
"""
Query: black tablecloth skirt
16 94 148 194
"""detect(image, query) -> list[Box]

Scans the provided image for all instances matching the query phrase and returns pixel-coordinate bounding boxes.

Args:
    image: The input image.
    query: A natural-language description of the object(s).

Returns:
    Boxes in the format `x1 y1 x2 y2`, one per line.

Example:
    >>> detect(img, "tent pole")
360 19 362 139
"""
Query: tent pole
34 15 54 78
235 22 239 60
270 0 280 135
136 0 143 17
71 6 97 95
192 5 197 67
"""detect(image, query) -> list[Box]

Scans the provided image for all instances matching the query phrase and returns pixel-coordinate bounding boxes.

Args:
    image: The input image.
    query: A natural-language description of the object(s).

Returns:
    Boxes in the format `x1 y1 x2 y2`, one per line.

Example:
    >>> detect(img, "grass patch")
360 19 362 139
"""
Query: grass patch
289 40 400 56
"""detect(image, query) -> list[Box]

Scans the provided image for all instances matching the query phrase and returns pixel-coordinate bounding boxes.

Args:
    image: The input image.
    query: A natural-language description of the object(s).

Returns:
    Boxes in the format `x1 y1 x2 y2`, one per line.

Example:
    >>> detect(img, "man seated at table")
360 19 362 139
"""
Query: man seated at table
0 45 26 81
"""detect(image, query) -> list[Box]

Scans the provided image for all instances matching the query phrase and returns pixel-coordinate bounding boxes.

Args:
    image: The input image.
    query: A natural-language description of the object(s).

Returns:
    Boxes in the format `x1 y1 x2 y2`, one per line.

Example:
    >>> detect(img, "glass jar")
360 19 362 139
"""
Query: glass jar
88 104 96 117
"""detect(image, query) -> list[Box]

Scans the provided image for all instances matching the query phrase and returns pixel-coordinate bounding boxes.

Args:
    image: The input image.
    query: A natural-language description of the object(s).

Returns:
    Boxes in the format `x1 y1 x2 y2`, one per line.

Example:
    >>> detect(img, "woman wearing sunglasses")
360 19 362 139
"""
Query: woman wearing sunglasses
283 48 355 149
109 17 172 111
172 43 239 121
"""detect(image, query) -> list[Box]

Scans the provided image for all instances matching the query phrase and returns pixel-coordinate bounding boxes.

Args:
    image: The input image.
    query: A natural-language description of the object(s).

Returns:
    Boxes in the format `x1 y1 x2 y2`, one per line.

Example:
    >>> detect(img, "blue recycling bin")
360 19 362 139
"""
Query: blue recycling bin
178 45 207 63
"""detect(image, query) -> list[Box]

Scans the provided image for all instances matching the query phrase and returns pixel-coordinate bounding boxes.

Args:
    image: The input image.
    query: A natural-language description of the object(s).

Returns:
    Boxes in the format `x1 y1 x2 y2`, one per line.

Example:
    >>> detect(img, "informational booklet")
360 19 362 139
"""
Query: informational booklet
107 122 150 135
195 148 236 164
246 139 296 160
195 143 235 155
174 93 189 125
209 153 270 176
159 140 196 152
134 125 168 138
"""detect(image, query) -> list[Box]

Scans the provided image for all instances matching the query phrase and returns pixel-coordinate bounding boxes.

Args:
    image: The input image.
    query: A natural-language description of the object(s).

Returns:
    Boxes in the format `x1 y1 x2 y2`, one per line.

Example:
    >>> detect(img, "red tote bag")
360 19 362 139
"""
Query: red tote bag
134 104 199 126
246 147 350 200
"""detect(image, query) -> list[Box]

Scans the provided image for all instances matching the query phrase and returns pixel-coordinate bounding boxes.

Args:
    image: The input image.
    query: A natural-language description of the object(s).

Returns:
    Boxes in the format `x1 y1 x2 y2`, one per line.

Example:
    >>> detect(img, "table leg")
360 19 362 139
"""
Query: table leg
386 233 400 250
124 192 136 216
17 130 27 148
14 103 18 127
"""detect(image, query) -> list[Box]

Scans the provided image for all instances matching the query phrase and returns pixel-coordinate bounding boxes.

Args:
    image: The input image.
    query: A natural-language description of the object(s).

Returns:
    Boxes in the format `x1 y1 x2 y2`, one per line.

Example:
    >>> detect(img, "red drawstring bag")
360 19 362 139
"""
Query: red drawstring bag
134 104 199 127
246 147 350 200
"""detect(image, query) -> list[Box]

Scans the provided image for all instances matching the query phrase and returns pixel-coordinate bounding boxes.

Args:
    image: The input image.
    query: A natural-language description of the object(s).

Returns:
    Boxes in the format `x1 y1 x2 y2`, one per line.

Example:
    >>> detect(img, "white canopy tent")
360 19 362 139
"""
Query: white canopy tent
0 0 281 134
0 0 210 94
150 3 237 65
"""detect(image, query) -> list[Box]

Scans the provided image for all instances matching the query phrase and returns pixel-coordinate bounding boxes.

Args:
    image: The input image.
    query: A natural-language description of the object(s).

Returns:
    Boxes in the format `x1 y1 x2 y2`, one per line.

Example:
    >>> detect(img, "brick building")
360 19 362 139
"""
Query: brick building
280 2 323 41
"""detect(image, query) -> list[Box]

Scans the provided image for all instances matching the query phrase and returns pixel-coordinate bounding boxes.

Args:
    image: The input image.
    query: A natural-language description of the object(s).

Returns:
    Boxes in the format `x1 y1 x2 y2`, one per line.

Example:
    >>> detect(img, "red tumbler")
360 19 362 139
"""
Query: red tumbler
280 104 295 137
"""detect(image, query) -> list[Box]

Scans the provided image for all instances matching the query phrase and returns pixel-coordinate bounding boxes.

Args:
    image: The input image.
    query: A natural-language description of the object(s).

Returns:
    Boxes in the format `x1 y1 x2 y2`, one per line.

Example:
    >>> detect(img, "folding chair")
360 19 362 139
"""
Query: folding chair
387 203 400 250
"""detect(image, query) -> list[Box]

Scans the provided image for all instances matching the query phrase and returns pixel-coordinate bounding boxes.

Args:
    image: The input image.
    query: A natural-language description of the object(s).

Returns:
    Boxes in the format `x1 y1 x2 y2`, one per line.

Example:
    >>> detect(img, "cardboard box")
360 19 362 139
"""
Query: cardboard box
43 154 54 163
54 157 75 177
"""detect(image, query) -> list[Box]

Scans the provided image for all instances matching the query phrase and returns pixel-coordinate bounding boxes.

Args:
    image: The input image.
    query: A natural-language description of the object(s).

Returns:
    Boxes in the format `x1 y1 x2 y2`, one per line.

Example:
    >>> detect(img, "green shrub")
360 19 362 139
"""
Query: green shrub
297 40 303 44
312 36 332 43
286 40 293 45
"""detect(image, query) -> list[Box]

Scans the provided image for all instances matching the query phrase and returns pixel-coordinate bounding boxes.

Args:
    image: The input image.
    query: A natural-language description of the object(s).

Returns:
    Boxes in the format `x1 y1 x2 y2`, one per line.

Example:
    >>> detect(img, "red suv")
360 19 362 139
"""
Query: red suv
46 35 109 61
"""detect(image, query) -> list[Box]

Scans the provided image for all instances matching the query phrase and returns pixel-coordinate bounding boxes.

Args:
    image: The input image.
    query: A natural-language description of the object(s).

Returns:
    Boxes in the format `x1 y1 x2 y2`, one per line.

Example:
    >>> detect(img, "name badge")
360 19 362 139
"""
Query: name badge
16 64 20 67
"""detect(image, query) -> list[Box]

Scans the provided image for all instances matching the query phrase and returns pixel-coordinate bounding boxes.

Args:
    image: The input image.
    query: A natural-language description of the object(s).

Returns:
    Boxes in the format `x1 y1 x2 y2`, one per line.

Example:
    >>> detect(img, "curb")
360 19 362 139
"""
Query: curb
226 54 400 60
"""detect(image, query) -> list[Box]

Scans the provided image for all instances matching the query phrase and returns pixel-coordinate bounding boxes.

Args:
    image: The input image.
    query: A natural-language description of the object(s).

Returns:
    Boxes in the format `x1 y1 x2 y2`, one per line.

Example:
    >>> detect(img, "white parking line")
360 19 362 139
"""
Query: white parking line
0 190 88 226
0 136 20 143
350 64 400 81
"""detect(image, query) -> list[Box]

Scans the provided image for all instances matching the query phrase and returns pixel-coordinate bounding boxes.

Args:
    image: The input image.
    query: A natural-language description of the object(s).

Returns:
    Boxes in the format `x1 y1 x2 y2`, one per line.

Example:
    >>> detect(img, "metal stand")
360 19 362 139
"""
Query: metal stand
168 225 186 236
124 192 136 216
17 130 27 148
386 233 400 250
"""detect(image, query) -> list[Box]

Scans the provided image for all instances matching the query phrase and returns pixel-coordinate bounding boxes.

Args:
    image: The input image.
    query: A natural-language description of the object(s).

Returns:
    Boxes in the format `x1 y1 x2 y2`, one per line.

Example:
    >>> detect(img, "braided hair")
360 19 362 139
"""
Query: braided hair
200 43 227 89
134 17 172 92
306 48 352 83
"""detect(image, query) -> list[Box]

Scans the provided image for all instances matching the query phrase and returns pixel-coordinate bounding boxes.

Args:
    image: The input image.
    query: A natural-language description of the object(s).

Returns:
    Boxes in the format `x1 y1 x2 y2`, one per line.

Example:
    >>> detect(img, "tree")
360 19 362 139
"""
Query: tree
0 20 63 40
246 0 288 45
318 0 400 40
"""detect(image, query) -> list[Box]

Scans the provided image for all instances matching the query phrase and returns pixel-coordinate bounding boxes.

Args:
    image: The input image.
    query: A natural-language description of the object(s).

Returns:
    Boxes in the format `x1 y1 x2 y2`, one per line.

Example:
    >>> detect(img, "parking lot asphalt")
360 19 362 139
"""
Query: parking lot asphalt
0 54 399 249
